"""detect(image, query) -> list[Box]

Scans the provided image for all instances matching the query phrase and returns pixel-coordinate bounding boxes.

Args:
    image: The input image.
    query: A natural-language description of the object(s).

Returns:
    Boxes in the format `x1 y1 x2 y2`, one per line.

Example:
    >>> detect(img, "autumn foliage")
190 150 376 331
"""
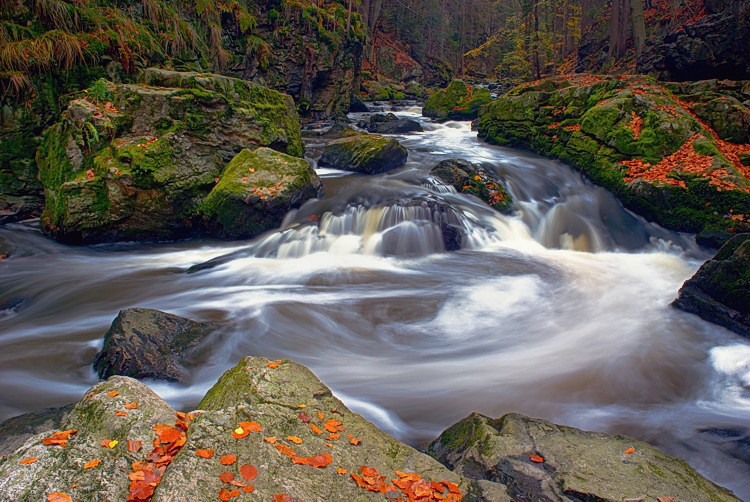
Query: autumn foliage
350 466 462 501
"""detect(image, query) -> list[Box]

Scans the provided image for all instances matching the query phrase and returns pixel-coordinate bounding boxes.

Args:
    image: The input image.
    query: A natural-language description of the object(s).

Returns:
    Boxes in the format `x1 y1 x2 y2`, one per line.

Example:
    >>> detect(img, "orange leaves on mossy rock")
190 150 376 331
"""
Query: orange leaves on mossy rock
128 414 191 502
351 467 462 501
529 454 545 463
220 454 238 465
273 494 292 502
232 421 262 439
264 436 278 444
42 429 77 448
84 459 102 469
101 439 119 449
629 111 643 141
337 467 348 475
219 488 241 501
323 419 344 433
286 435 303 444
309 423 323 435
124 402 139 409
19 457 38 465
47 493 72 502
292 452 332 468
219 471 235 483
624 447 636 455
115 411 128 417
195 449 214 459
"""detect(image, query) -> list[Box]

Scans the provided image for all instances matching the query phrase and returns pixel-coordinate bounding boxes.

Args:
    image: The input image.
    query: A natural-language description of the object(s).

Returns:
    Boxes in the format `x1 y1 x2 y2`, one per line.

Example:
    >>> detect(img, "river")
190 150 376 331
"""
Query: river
1 108 749 498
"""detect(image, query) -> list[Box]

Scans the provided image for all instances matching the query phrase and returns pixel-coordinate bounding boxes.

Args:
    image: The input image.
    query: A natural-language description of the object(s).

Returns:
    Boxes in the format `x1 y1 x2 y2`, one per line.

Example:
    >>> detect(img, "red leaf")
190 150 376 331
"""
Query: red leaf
239 464 258 481
220 454 237 465
529 454 545 463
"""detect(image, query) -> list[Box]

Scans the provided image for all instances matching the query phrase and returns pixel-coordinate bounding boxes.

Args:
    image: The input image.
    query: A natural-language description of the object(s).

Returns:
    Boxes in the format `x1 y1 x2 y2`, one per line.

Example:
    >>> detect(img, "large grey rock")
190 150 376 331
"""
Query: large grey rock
93 308 218 382
429 412 739 501
674 233 750 338
431 159 513 213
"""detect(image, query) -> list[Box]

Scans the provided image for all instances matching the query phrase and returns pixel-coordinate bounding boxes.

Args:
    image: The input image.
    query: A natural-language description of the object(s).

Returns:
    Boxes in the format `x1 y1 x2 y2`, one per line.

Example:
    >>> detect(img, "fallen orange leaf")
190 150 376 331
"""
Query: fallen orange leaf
309 424 323 435
324 419 344 433
317 411 325 420
127 439 142 453
47 493 72 502
264 436 278 444
273 494 292 502
297 404 306 408
624 447 636 455
529 454 544 463
275 443 296 458
349 437 362 446
337 467 348 475
218 487 241 501
83 459 101 469
239 421 262 433
124 402 138 410
115 411 128 417
219 471 235 483
101 439 118 449
287 436 303 444
239 464 258 481
267 362 280 369
195 449 214 459
42 430 77 448
242 485 255 493
220 454 237 465
19 457 38 465
106 391 119 397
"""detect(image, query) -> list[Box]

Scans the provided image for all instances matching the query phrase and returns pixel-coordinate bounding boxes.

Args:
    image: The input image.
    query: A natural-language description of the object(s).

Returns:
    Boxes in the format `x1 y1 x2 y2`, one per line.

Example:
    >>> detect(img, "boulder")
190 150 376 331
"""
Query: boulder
36 70 311 244
477 74 750 240
0 357 736 500
319 134 408 174
673 233 750 337
93 308 218 382
0 358 500 501
0 376 177 501
429 412 739 501
423 80 492 121
431 159 513 213
365 114 424 134
202 148 321 239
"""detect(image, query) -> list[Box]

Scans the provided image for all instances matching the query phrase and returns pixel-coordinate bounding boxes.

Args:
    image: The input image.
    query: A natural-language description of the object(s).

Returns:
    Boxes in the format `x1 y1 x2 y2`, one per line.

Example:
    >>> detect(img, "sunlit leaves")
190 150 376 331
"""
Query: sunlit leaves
83 459 101 469
195 449 214 459
19 457 38 465
220 454 237 466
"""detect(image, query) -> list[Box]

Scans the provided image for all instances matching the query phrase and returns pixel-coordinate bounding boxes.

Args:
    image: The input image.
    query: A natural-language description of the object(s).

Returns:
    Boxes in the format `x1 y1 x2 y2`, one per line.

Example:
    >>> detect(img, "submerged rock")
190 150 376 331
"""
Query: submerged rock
36 70 310 244
93 308 218 382
431 159 513 213
319 133 408 174
429 412 739 501
478 74 750 240
423 80 492 121
0 404 74 456
673 233 750 337
364 113 424 134
202 148 321 239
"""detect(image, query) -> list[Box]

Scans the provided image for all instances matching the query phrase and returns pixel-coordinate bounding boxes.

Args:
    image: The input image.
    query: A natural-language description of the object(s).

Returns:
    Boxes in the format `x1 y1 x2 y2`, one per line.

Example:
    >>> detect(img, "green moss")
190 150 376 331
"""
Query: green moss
424 80 492 121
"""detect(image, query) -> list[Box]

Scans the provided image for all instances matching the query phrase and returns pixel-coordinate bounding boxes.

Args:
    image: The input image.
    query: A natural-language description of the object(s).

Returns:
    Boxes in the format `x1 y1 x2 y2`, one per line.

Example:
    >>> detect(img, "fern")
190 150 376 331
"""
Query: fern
238 10 256 34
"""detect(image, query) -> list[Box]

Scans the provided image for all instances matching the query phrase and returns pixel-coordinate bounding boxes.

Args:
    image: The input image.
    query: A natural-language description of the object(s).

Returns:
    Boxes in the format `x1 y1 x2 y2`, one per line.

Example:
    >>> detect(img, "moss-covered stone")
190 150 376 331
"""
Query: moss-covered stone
202 147 322 239
423 80 492 121
319 133 408 174
430 412 739 501
35 71 308 243
431 158 513 213
478 75 750 239
674 233 750 337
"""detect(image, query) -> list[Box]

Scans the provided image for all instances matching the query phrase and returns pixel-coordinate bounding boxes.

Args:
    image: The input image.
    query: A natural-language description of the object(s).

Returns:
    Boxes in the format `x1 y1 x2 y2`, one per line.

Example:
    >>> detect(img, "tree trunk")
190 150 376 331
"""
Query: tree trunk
630 0 646 58
609 0 630 59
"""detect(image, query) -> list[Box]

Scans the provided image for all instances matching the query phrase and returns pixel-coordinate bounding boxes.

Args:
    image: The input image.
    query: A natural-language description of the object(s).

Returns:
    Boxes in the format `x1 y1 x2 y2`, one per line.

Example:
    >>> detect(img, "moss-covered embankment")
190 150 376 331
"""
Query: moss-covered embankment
478 75 750 244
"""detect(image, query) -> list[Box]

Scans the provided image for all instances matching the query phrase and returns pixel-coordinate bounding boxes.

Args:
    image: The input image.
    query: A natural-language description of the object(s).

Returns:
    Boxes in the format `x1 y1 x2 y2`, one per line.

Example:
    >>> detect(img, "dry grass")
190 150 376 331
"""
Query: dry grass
0 70 33 98
32 0 80 31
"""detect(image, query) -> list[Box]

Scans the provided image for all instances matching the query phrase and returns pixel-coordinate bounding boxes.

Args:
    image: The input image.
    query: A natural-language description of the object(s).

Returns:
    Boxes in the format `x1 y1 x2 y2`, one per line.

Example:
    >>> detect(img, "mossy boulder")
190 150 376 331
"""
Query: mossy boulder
0 358 500 501
0 377 177 500
431 159 513 213
202 148 322 239
319 133 408 174
691 96 750 144
93 308 219 383
0 357 737 500
429 412 739 501
423 80 492 121
478 75 750 240
36 70 308 244
673 233 750 337
363 113 424 134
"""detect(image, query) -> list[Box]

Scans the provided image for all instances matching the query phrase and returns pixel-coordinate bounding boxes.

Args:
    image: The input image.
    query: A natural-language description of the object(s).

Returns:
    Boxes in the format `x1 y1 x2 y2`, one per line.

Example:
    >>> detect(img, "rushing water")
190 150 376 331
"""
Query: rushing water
2 108 750 498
